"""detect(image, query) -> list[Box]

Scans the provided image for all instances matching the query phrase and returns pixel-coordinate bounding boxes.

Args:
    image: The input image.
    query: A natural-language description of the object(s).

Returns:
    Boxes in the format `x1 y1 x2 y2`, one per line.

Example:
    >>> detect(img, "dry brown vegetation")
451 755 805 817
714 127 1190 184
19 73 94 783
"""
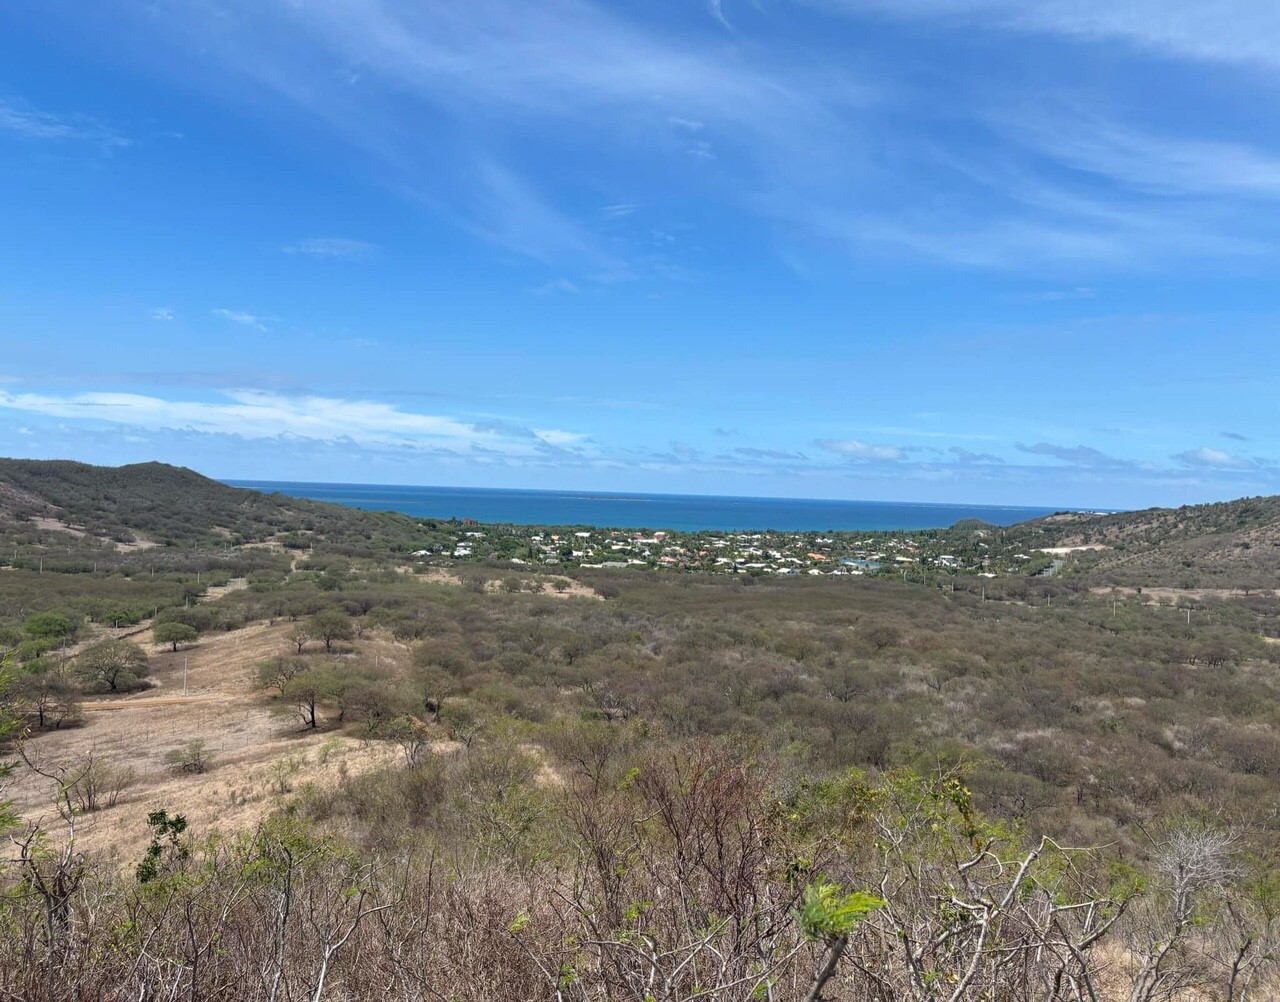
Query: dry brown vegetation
0 460 1278 999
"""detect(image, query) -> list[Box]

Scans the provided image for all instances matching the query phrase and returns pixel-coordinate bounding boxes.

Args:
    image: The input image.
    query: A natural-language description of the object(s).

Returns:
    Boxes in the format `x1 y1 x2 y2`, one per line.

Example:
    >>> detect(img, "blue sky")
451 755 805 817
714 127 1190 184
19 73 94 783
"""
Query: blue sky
1 1 1278 509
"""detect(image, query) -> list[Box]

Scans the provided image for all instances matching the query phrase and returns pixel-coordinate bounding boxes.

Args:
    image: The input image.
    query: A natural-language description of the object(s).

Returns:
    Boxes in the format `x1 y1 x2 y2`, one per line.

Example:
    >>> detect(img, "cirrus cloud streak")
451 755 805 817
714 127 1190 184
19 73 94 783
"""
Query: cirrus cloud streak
0 387 584 456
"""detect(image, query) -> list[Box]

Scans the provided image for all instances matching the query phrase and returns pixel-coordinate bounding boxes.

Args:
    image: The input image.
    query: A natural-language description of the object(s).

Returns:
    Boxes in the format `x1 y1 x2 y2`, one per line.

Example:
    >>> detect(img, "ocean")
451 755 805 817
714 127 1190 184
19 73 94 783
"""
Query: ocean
224 481 1069 533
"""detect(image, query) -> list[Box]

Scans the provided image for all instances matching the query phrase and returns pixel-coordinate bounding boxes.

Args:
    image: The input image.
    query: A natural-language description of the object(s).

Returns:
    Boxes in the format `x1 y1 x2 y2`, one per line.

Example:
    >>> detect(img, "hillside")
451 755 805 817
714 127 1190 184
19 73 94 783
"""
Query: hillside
0 458 441 554
6 458 1280 592
0 459 1277 998
1008 494 1280 589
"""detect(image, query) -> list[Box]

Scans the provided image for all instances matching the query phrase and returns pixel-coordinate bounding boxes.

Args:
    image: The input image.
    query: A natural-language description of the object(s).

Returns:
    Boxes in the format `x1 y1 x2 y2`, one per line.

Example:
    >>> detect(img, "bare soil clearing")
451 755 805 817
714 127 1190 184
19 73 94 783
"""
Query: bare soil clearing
419 567 600 599
1089 585 1279 603
7 619 414 864
30 516 88 538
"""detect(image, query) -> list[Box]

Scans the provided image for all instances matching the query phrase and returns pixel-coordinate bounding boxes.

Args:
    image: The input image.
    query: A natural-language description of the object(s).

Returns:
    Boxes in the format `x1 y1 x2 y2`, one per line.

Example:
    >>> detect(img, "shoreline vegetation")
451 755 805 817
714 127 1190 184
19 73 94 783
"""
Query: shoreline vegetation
0 458 1276 999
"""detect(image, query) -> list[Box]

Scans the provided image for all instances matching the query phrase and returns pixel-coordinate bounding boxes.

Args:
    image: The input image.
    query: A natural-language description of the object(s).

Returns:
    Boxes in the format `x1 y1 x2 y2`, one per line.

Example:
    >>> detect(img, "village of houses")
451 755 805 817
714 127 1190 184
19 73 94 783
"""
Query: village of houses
418 521 1056 579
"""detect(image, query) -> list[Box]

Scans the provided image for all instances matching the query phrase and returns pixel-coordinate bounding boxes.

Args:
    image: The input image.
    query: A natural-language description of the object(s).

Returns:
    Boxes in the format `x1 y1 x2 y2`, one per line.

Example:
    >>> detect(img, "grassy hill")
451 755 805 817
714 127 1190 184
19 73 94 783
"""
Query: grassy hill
1007 495 1280 589
0 458 443 554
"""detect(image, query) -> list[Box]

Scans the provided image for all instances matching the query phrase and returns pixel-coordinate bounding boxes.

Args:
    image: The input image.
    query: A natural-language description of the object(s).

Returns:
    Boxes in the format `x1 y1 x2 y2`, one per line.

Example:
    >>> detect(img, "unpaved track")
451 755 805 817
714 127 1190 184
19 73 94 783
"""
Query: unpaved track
80 693 227 712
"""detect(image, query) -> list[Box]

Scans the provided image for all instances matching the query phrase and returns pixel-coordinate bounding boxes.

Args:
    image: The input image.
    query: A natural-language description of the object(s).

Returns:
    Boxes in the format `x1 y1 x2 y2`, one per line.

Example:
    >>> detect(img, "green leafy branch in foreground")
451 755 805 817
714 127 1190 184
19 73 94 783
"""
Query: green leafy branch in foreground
796 882 885 1002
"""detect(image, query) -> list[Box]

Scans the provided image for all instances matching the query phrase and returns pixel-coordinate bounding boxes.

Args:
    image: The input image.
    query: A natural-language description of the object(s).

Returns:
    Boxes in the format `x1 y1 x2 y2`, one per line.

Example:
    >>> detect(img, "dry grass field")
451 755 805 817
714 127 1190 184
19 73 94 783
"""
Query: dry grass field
7 619 410 864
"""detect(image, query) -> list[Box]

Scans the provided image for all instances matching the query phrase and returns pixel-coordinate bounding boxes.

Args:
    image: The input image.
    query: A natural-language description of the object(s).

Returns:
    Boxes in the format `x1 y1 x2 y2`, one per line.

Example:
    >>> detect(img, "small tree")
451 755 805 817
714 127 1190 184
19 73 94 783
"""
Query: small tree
135 809 190 884
21 612 76 645
282 668 342 729
153 622 198 652
164 740 213 775
308 610 353 653
258 655 307 694
286 625 312 655
62 750 136 812
378 715 431 767
11 668 82 729
75 639 149 693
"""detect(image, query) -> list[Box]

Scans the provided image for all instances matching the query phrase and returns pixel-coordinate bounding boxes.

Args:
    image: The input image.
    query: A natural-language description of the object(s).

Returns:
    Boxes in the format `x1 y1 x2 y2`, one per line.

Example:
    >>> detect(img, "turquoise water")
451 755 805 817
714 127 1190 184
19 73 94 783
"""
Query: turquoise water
226 480 1070 532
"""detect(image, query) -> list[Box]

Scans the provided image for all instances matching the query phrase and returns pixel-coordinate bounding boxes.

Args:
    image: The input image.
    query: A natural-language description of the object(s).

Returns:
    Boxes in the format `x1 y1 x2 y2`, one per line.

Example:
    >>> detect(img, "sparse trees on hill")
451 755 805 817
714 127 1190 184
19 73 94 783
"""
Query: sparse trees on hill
165 740 213 775
282 667 343 729
152 622 197 652
19 612 77 660
74 638 149 692
11 667 82 729
21 612 76 644
258 655 307 694
307 609 352 653
287 624 312 654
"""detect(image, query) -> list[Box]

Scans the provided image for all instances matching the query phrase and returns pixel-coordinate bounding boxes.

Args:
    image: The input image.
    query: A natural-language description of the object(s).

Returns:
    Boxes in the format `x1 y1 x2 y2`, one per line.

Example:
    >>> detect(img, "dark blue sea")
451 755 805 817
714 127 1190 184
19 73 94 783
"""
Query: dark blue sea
225 481 1070 532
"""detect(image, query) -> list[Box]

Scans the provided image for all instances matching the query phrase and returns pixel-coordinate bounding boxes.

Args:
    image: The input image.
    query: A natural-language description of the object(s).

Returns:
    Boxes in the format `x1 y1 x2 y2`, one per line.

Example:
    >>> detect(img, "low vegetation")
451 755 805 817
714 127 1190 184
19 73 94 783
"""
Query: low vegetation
0 459 1276 999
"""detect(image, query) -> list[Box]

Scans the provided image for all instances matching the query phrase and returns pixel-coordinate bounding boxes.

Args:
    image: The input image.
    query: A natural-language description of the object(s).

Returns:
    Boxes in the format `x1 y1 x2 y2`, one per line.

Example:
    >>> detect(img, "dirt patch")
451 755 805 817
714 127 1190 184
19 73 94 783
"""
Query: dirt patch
420 569 463 586
6 619 419 865
202 576 248 601
420 568 600 600
30 516 88 538
1089 586 1278 604
538 576 601 600
1039 544 1109 555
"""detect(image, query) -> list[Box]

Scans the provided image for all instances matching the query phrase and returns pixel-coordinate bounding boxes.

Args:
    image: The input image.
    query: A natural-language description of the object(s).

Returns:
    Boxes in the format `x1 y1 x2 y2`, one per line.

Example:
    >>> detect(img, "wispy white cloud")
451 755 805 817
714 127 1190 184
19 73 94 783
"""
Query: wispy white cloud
529 278 580 295
708 0 733 31
0 387 585 457
466 160 625 274
150 307 175 321
949 446 1005 464
1016 441 1135 468
816 438 905 461
1172 446 1255 470
734 446 809 461
772 173 1270 270
534 428 589 446
0 97 128 150
105 0 871 272
780 3 1280 269
282 237 378 259
60 0 1280 279
997 110 1280 201
836 0 1280 73
212 308 269 333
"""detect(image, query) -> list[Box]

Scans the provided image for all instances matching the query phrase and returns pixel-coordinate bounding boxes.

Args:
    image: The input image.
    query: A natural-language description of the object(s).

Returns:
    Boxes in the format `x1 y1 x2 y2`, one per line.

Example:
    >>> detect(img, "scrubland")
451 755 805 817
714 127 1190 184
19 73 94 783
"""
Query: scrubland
0 461 1277 999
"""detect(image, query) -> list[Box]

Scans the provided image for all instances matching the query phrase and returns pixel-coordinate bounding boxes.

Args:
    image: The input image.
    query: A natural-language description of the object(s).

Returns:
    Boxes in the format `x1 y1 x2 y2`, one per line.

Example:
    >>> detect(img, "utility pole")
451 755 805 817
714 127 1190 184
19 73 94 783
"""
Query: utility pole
184 655 189 696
